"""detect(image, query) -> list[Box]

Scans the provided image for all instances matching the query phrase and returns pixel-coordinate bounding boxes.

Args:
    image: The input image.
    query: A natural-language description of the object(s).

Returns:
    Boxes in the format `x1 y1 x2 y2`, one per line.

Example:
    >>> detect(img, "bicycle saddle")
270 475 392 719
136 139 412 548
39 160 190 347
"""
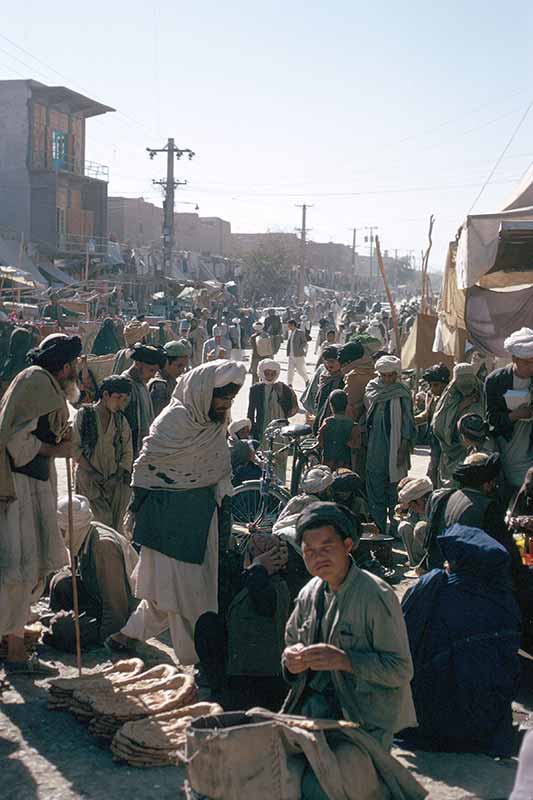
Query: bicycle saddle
281 423 312 438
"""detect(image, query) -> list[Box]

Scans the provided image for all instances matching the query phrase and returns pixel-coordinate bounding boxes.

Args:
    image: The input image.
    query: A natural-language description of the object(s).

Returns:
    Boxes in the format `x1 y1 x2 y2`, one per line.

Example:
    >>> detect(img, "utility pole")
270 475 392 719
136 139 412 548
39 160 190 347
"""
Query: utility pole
147 138 195 276
350 228 358 296
295 204 312 304
364 226 378 294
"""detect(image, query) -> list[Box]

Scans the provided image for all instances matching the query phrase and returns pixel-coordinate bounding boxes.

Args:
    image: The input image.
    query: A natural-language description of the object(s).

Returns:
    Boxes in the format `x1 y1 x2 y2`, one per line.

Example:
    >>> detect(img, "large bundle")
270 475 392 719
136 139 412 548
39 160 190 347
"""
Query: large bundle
48 658 145 710
71 665 197 740
85 353 116 383
111 702 223 768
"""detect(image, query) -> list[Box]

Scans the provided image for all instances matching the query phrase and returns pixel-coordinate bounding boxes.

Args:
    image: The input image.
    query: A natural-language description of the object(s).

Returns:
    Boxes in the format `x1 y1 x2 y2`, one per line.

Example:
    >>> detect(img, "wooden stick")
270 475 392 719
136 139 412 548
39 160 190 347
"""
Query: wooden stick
420 214 435 314
66 457 83 676
375 236 400 354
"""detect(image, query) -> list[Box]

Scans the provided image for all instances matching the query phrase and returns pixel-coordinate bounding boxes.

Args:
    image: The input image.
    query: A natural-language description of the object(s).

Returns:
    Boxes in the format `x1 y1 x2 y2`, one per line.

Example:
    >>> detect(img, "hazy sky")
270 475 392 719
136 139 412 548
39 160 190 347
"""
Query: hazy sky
3 1 533 269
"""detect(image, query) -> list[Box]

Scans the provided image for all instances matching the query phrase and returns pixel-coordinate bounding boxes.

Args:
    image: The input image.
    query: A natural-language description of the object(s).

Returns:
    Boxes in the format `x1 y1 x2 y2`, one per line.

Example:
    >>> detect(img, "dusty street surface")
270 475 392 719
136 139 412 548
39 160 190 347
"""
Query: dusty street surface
2 341 528 799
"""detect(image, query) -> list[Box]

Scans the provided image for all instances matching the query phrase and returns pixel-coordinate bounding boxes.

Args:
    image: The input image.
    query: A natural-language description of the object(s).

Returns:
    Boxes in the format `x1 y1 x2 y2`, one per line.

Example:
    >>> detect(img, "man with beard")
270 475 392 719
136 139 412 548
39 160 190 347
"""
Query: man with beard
106 360 246 665
311 345 345 435
121 343 167 457
0 333 81 672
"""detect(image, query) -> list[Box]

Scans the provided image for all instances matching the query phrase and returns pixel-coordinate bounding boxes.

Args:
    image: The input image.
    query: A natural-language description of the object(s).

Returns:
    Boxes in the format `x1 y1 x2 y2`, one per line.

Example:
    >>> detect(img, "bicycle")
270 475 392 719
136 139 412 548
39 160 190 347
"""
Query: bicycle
231 419 321 532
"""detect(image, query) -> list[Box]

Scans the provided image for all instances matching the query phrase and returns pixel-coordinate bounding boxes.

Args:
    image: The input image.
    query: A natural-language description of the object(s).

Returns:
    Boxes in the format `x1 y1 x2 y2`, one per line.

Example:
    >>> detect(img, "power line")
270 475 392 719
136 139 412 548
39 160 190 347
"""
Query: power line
468 101 533 213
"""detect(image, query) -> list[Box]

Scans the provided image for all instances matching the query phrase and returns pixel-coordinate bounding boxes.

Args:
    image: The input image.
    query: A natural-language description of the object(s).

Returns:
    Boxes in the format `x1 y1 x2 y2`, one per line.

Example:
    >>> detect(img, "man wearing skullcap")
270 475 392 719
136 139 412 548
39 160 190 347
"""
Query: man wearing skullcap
122 343 167 457
0 332 82 672
249 321 274 383
247 358 298 482
396 477 433 569
71 375 133 532
282 501 416 764
112 318 151 374
47 494 138 648
415 364 450 485
432 363 484 487
148 339 191 418
486 327 533 493
363 356 417 534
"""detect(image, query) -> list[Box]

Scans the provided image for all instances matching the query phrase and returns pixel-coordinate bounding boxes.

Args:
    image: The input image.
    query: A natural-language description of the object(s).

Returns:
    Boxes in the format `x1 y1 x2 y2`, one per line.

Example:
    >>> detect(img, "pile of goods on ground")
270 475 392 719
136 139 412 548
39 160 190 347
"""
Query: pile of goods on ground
48 659 223 767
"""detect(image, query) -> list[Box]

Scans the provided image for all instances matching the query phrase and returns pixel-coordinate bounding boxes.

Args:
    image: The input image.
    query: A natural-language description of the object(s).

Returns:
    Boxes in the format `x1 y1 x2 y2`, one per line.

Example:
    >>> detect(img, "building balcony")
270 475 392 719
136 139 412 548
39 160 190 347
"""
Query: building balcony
56 233 109 257
30 152 110 182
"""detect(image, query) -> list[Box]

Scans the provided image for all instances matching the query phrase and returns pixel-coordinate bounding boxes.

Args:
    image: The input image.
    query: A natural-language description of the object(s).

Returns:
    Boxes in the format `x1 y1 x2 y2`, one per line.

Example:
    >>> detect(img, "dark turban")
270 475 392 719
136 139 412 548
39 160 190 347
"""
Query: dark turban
423 363 450 384
296 501 361 545
128 343 167 368
321 345 339 361
453 453 500 486
338 341 364 365
330 469 366 499
457 413 489 443
97 374 132 398
30 334 82 373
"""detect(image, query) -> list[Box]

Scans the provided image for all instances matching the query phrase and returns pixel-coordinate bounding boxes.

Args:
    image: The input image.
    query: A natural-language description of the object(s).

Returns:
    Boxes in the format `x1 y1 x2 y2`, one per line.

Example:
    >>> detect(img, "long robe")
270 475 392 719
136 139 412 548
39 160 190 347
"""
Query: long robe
72 406 133 533
122 367 154 457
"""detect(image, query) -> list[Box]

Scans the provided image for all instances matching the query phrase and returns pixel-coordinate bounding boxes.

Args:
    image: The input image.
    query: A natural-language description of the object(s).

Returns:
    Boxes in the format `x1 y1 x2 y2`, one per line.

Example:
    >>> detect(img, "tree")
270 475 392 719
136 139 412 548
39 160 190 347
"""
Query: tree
241 245 294 304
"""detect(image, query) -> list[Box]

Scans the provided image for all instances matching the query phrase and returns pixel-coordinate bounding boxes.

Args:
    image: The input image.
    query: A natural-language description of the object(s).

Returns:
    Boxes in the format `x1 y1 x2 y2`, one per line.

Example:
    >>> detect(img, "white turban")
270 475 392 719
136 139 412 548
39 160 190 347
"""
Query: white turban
375 355 401 374
57 494 94 557
228 418 252 440
300 465 334 494
253 321 264 331
398 477 433 504
213 359 247 388
504 328 533 358
258 358 280 384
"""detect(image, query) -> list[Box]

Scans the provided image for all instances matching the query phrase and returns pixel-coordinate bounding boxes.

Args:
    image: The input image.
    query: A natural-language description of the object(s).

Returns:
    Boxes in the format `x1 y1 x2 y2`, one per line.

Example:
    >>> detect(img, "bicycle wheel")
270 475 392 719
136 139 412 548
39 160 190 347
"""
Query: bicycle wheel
231 481 289 533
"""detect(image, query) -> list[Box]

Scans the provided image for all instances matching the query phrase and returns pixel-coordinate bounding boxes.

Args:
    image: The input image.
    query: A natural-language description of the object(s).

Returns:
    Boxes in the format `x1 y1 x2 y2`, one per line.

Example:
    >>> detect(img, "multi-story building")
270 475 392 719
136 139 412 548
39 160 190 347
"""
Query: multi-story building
0 79 114 259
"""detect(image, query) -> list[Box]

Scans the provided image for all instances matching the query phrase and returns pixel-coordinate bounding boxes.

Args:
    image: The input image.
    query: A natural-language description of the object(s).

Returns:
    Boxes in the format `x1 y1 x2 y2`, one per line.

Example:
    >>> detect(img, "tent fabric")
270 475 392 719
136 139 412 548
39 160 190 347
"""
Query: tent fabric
502 165 533 212
465 284 533 357
401 313 455 371
455 207 533 290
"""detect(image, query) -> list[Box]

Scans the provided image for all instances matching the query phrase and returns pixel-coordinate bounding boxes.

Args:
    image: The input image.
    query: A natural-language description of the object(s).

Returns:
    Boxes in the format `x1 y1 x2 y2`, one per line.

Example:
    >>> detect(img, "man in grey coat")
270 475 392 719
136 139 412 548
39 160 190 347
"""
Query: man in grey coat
282 502 416 753
286 319 309 387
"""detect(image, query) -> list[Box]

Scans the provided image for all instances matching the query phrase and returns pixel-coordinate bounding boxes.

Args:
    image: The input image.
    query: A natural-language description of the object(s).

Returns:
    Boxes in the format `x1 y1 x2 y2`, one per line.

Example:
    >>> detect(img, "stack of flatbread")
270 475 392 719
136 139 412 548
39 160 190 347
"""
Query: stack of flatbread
111 702 223 767
71 666 197 740
48 659 145 710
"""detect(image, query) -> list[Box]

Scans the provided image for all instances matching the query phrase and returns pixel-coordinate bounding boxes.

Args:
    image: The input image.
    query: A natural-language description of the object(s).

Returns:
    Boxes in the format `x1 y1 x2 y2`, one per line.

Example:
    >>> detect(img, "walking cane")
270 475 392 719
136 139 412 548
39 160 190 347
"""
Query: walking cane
66 457 83 676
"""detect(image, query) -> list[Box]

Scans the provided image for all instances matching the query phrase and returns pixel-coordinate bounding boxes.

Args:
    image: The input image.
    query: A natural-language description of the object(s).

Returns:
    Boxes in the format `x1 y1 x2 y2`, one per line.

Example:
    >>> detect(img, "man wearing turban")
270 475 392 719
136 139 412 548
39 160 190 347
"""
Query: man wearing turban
148 339 191 418
362 356 417 534
0 333 82 672
121 343 167 457
396 477 433 569
486 327 533 494
71 375 134 533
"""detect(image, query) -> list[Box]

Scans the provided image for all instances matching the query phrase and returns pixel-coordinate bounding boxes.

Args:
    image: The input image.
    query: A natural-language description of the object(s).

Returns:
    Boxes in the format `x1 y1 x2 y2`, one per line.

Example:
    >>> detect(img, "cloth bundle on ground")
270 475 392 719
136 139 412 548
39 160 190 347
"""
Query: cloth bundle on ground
401 524 521 757
185 708 427 800
0 364 70 503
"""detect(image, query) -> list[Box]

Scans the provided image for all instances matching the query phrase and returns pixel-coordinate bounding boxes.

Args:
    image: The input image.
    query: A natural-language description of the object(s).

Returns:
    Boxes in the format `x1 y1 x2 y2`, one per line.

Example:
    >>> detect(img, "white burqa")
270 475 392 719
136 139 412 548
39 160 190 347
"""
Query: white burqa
122 360 246 665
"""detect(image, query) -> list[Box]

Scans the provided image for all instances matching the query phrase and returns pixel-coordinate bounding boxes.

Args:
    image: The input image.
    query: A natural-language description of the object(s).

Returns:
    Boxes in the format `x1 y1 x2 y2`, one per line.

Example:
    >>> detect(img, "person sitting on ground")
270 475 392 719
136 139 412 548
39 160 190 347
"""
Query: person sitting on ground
318 389 359 471
48 494 139 649
401 524 521 758
457 413 495 457
148 339 191 418
228 418 261 485
282 501 416 772
272 466 334 600
432 362 484 488
329 468 368 519
395 477 433 570
194 531 290 712
71 375 133 533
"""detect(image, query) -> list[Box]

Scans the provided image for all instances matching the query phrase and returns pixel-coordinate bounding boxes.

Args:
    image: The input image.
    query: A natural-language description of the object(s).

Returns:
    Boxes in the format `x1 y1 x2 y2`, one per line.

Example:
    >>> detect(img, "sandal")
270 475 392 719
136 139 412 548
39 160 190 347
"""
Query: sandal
104 634 137 655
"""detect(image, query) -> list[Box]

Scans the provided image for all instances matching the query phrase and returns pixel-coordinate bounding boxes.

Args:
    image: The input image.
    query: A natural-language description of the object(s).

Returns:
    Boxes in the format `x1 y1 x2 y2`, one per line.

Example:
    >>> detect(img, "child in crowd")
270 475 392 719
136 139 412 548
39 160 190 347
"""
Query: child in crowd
318 389 359 470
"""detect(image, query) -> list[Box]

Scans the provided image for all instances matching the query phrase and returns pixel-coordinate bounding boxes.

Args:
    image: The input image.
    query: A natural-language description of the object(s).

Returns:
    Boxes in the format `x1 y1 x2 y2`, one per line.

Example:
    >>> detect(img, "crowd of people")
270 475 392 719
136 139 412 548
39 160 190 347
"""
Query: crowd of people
1 295 533 798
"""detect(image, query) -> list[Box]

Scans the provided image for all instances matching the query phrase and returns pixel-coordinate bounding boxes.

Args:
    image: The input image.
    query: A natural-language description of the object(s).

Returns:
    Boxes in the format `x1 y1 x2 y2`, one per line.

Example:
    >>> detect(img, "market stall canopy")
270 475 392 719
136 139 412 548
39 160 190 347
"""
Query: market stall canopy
502 163 533 211
0 264 45 289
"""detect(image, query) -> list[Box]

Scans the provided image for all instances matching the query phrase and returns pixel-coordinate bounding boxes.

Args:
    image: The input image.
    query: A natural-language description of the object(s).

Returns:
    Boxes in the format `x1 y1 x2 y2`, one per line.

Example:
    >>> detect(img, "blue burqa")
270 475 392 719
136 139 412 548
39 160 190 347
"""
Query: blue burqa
401 524 521 757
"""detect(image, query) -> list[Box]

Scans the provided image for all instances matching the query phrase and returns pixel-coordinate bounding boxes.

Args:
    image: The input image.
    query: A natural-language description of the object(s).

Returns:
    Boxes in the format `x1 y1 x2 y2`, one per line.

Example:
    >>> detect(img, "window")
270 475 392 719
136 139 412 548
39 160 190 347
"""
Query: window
52 130 68 170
